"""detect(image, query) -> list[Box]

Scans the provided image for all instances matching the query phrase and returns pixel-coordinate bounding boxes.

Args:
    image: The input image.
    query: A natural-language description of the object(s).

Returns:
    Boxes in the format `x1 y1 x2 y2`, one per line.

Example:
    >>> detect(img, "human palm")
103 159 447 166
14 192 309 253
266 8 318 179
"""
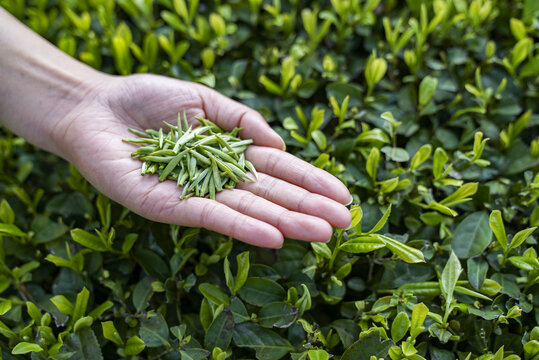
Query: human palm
57 74 351 248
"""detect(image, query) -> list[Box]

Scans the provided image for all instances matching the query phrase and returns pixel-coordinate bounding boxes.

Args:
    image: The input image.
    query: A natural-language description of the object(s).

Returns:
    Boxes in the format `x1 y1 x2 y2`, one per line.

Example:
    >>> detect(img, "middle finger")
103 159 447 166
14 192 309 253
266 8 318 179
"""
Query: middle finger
237 173 351 229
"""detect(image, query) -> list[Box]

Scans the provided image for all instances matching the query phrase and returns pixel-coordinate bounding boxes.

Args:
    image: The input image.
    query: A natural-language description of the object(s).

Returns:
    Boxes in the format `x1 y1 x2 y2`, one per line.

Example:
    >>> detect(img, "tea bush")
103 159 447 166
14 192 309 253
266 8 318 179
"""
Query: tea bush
0 0 538 359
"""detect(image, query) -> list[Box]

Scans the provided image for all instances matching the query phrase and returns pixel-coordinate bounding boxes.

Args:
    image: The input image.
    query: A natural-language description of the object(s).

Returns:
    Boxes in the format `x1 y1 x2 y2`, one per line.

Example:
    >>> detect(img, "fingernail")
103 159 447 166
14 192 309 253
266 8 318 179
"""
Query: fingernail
281 141 287 152
346 195 354 206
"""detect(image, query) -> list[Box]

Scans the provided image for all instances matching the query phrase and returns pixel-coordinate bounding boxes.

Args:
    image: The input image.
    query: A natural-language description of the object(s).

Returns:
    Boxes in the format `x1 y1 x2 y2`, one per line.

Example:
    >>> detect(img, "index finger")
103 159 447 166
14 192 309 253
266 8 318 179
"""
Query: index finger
194 84 285 150
245 146 351 204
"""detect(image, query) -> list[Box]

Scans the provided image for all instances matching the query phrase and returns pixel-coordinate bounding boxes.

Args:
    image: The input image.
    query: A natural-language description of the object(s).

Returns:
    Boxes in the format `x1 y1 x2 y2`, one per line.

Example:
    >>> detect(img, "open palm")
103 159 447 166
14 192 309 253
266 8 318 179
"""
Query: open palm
56 74 351 248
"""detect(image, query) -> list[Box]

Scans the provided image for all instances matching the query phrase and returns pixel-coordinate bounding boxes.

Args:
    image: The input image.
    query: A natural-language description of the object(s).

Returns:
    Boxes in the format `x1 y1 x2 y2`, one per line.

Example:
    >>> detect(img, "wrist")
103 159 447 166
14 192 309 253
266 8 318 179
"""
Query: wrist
0 8 112 160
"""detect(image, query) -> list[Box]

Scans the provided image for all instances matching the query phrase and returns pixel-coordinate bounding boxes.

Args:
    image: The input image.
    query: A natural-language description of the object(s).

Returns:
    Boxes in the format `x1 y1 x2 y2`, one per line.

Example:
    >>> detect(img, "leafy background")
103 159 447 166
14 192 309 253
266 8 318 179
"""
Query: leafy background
0 0 538 359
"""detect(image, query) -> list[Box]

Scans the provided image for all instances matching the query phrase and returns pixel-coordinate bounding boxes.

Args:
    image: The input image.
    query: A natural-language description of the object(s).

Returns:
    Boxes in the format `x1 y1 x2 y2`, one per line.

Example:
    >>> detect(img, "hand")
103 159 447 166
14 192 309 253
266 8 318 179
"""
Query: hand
51 74 353 248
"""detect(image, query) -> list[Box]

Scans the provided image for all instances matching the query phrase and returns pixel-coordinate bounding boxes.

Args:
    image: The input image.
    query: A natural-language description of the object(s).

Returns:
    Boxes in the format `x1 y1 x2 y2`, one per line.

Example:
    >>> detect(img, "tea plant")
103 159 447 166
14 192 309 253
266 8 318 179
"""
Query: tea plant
0 0 538 359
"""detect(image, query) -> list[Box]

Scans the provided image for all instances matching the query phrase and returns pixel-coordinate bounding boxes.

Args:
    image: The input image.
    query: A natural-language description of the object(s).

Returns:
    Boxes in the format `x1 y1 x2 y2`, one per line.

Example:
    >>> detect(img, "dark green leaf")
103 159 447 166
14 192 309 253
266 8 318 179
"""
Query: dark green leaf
341 331 393 360
204 309 234 350
132 277 153 312
233 322 293 360
451 212 492 258
238 278 285 306
258 302 298 328
139 313 170 348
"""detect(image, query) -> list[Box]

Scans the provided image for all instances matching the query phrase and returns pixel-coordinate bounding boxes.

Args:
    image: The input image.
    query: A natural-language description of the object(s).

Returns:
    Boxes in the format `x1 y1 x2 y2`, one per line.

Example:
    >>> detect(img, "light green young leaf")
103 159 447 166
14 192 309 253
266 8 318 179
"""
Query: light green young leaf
199 283 230 307
366 147 380 181
74 316 94 332
350 205 362 230
507 256 538 271
11 342 43 355
410 303 429 339
410 144 432 170
510 18 527 40
311 242 332 259
509 227 536 250
377 235 425 263
440 251 462 303
391 312 410 342
224 257 235 295
72 287 90 324
489 210 507 251
340 236 386 253
365 55 388 88
366 204 392 234
439 183 478 207
234 251 250 294
125 336 146 355
311 130 327 150
0 223 26 237
454 286 491 301
71 229 108 252
259 75 283 96
419 75 438 105
432 147 449 179
50 295 74 315
0 300 12 316
26 302 41 323
307 349 330 360
0 199 14 224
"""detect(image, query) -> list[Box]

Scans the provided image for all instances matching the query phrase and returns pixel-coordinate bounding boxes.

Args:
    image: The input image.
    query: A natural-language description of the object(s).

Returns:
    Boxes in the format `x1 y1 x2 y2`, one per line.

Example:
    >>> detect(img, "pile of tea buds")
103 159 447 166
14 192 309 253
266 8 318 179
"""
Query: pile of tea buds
123 113 257 200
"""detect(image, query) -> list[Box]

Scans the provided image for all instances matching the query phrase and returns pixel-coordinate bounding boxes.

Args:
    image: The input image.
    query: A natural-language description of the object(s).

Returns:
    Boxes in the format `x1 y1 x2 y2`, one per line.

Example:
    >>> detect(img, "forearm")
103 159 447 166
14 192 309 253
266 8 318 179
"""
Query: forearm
0 7 106 156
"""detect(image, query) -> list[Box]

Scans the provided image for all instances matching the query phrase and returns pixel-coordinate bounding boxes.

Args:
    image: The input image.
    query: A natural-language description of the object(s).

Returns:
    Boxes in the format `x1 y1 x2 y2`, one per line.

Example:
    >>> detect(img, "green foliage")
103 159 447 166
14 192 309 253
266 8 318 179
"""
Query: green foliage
0 0 538 359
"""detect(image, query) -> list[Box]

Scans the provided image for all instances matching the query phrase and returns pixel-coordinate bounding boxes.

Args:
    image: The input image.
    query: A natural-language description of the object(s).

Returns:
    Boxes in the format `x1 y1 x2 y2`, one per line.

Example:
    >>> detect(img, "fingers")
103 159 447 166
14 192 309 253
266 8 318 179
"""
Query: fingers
215 189 333 242
178 197 284 248
194 85 285 150
237 173 352 229
245 146 351 204
124 180 284 248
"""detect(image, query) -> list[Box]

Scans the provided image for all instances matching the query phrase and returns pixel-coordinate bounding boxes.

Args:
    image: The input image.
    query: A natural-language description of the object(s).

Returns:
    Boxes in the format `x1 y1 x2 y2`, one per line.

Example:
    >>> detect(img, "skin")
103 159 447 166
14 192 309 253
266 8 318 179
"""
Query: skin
0 8 352 248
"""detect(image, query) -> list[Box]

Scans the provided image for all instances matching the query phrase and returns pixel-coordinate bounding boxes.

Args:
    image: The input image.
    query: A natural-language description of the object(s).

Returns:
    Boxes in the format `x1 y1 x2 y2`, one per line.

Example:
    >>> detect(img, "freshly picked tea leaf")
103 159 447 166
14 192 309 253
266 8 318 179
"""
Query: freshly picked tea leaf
123 113 257 200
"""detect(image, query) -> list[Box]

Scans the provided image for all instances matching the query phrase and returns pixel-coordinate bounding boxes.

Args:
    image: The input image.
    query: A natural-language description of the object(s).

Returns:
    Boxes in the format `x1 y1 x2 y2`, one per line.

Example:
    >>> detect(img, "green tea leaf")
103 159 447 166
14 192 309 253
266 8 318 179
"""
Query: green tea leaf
441 251 462 303
419 75 438 105
205 309 234 350
102 321 124 346
467 257 488 290
410 303 429 338
451 211 492 258
366 204 392 234
139 313 170 348
0 223 25 237
391 312 410 342
232 322 294 360
132 277 153 312
71 229 108 252
509 227 536 250
125 336 146 355
489 210 507 251
340 236 385 253
199 283 230 307
234 251 250 294
341 331 393 360
377 235 425 263
410 144 432 170
11 342 43 354
258 302 298 328
238 277 285 306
